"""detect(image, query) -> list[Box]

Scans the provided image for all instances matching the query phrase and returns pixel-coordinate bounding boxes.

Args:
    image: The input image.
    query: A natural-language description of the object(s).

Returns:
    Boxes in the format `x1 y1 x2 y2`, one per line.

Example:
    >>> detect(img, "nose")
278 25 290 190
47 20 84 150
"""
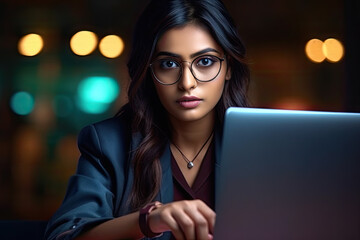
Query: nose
178 62 197 91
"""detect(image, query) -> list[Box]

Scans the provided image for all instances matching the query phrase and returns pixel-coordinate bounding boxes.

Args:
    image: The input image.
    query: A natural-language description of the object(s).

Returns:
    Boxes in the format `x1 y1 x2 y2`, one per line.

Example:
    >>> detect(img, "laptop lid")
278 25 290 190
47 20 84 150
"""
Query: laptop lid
214 107 360 240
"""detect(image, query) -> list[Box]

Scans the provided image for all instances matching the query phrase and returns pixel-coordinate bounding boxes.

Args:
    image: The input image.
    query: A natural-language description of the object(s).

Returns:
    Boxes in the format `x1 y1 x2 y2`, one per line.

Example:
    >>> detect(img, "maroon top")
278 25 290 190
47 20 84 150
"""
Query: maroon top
171 140 215 210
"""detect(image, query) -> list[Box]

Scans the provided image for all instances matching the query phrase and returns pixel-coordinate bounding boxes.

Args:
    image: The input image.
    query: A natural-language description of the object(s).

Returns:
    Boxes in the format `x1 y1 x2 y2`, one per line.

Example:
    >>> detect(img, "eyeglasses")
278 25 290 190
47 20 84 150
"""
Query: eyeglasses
149 55 225 85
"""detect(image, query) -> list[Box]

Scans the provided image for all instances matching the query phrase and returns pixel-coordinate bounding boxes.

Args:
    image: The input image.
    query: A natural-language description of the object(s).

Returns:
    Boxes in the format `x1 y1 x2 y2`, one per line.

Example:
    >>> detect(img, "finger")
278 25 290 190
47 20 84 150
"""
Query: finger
161 211 186 240
195 200 216 233
171 210 196 240
148 208 185 240
184 207 209 240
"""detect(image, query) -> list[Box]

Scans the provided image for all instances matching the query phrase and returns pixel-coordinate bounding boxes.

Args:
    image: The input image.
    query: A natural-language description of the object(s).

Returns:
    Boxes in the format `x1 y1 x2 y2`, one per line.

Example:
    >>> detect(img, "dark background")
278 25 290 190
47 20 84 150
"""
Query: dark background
0 0 359 220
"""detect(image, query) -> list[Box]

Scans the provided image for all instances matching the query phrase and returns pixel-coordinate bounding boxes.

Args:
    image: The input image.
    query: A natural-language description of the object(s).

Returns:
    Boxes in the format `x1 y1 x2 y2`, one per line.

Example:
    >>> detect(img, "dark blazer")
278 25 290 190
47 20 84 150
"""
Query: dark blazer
45 114 222 240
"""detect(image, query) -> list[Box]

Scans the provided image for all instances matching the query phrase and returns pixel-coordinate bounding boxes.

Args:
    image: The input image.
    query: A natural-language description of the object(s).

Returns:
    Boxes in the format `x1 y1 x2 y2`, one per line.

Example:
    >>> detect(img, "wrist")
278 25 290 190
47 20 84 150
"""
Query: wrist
139 202 163 238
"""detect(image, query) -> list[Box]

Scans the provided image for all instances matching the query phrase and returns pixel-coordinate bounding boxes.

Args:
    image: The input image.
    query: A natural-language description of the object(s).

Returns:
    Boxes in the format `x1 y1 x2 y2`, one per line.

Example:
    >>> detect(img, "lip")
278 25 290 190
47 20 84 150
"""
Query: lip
176 96 203 109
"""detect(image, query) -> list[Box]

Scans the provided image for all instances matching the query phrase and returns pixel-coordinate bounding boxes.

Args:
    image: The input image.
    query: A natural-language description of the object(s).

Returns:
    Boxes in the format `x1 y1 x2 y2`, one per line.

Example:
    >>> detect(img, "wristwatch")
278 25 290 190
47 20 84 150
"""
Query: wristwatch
139 202 163 238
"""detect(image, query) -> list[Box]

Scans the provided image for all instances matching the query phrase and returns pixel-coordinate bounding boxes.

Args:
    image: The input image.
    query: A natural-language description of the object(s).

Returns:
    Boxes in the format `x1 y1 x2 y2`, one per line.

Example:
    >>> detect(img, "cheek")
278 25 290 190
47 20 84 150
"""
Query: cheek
209 77 226 99
215 82 226 100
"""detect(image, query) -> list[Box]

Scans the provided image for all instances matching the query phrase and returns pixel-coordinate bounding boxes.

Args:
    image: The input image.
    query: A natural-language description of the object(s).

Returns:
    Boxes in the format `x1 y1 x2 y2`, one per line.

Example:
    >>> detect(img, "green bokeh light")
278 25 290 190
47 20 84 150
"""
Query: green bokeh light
77 76 119 114
10 91 35 115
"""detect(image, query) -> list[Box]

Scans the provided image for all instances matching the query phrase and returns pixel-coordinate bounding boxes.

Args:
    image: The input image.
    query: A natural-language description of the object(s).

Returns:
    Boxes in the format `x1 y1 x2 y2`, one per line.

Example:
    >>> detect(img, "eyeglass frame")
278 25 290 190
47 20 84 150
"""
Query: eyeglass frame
149 55 225 85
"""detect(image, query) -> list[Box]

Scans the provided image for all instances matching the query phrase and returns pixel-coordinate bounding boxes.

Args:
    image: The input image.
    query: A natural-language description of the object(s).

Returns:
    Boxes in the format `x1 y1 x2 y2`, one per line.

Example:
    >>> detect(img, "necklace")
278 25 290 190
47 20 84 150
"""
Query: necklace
172 130 214 169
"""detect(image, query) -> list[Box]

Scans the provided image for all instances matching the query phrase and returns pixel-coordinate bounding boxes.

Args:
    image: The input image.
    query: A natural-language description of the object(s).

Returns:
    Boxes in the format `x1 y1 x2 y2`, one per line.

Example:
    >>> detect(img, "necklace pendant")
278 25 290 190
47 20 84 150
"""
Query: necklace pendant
187 161 194 169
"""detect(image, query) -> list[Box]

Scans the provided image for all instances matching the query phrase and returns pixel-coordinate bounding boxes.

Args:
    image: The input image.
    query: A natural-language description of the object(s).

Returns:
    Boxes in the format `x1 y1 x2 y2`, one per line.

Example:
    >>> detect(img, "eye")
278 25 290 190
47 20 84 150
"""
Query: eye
195 56 217 67
159 59 179 69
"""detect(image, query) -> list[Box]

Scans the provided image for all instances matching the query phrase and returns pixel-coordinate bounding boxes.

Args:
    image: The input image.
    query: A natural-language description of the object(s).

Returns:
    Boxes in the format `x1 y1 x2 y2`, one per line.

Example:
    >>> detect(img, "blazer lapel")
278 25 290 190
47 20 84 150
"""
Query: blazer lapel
158 143 174 204
126 133 173 208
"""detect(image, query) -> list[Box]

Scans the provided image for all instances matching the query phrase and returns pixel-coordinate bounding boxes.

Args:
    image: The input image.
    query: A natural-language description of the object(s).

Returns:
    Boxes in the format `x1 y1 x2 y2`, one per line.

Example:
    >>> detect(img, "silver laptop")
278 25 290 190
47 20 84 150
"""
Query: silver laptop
214 107 360 240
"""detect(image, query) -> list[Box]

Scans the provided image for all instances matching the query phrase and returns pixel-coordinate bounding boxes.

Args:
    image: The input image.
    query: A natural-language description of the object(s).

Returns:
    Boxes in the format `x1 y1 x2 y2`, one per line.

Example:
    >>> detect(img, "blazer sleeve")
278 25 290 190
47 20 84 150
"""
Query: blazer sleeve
44 124 125 240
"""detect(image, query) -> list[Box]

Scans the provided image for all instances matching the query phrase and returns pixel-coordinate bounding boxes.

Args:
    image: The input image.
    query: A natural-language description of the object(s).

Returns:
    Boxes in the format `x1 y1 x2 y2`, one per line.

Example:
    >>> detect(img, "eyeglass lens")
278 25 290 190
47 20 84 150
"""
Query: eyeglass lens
151 55 223 85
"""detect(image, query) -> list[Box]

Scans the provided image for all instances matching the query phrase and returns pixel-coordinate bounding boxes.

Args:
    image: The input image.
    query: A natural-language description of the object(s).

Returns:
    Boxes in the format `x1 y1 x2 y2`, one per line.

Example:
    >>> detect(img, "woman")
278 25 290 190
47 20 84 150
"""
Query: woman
45 0 250 239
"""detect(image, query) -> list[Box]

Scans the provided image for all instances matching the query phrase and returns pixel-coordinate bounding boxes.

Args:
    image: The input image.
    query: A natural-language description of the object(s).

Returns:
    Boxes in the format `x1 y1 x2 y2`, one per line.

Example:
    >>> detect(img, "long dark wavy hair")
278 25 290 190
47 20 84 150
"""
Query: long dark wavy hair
118 0 250 210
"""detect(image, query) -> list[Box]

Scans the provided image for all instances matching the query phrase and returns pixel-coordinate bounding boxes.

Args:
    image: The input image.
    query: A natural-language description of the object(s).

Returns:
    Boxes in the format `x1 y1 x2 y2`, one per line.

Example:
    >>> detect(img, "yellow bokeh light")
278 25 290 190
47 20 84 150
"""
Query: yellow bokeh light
323 38 344 63
70 31 98 56
18 34 44 56
305 39 325 63
99 35 124 58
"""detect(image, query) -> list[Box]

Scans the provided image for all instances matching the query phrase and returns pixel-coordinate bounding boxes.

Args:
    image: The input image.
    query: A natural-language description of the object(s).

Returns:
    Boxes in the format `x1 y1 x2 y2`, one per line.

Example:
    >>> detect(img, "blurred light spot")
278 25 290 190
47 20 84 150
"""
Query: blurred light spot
30 96 55 130
70 31 98 56
18 34 44 56
10 91 35 115
53 95 73 117
323 38 344 62
305 39 325 63
273 98 310 111
77 76 119 114
99 35 124 58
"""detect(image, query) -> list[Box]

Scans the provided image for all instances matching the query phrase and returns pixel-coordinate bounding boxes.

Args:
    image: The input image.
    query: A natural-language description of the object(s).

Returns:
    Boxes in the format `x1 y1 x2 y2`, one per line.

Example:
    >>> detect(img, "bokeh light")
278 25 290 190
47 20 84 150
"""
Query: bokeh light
305 39 325 63
18 34 44 56
273 98 310 111
70 31 98 56
323 38 344 62
99 35 124 58
76 76 119 114
10 91 35 115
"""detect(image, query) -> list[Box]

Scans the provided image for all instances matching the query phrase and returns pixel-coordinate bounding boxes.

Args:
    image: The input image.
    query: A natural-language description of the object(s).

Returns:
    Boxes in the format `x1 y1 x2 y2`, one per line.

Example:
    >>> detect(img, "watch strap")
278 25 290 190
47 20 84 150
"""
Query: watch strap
139 202 163 238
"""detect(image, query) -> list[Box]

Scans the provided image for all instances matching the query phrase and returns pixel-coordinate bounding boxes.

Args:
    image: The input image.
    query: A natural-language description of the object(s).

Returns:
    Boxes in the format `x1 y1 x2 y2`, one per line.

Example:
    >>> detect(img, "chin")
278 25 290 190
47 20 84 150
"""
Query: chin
180 111 213 122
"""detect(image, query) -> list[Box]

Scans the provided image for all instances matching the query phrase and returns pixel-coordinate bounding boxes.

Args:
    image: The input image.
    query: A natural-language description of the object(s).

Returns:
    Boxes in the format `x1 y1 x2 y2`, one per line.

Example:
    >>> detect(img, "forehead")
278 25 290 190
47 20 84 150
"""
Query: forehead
155 23 223 57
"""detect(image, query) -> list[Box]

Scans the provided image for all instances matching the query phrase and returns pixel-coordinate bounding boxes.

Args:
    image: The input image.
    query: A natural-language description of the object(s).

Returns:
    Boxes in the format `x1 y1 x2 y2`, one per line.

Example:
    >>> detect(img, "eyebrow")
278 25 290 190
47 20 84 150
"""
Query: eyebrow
154 47 220 59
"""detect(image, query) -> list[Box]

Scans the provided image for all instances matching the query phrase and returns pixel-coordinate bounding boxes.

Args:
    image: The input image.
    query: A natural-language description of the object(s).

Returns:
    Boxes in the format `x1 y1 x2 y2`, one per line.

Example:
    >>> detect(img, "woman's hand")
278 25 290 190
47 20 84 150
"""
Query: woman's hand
147 200 216 240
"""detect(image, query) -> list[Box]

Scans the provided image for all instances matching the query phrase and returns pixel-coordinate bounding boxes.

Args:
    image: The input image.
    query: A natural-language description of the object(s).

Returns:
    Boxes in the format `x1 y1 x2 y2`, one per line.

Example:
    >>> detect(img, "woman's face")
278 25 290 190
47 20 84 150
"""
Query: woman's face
152 23 230 125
